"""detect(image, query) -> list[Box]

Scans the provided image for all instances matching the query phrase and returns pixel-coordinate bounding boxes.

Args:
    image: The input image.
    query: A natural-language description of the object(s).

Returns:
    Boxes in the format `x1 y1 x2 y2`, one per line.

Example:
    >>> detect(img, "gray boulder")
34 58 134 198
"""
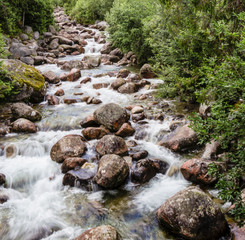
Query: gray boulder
11 102 41 121
93 103 129 131
160 124 198 152
94 154 129 189
118 82 138 94
50 135 86 163
96 135 128 156
156 186 229 240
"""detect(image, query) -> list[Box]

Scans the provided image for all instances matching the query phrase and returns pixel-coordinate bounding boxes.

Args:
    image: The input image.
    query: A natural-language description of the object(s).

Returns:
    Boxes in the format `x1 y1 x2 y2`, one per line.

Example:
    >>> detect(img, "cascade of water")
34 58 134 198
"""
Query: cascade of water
0 12 191 240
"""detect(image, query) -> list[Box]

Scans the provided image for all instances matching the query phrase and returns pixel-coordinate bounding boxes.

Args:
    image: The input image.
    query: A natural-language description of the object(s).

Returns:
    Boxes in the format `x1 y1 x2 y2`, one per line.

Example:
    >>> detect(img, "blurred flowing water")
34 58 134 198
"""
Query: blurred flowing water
0 29 190 240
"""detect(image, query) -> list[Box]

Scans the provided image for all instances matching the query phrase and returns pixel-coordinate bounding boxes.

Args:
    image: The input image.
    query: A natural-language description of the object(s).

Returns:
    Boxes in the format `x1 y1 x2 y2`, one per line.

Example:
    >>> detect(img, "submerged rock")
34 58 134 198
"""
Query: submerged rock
94 154 129 189
11 102 42 122
74 225 122 240
156 186 229 240
160 124 198 152
93 103 129 132
50 135 86 163
96 135 128 156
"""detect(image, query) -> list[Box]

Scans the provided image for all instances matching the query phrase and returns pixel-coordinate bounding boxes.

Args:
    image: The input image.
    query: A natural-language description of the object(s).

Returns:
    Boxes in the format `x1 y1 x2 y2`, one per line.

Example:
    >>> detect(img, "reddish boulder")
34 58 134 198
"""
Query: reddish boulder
115 123 135 137
61 157 87 173
54 89 64 96
80 115 99 128
82 127 109 140
180 158 225 185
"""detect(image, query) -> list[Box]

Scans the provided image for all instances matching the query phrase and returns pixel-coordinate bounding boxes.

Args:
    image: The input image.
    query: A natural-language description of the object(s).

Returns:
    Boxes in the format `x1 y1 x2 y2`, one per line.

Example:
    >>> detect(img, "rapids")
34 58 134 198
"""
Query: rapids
0 19 191 240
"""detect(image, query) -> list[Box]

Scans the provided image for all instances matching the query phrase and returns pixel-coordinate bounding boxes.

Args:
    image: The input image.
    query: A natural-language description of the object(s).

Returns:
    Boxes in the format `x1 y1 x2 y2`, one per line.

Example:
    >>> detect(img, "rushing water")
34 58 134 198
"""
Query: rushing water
0 24 191 240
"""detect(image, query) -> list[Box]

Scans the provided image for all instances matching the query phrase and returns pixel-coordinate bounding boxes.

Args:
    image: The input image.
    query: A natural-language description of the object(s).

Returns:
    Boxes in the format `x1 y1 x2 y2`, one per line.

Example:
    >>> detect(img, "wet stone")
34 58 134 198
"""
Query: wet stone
61 157 87 173
63 167 96 191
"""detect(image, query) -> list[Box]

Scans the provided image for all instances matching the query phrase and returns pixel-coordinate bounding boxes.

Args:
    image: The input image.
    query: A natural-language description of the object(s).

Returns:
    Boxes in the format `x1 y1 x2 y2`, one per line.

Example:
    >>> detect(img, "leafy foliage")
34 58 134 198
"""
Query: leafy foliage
59 0 113 25
0 0 54 35
106 0 159 63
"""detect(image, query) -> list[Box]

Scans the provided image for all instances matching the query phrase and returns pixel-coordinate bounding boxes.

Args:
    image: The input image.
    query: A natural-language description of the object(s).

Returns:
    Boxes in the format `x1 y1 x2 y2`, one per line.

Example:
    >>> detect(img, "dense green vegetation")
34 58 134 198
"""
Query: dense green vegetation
0 0 243 226
57 0 113 24
0 0 54 35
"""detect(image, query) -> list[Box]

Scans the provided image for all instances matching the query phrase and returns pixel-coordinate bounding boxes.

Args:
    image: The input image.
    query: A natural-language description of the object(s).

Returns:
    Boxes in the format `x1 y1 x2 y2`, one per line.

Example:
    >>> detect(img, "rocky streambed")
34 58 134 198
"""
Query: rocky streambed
0 7 240 240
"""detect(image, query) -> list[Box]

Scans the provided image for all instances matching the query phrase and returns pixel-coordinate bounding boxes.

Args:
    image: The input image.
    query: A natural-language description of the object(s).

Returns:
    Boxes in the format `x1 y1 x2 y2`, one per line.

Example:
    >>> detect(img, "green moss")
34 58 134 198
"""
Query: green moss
0 59 45 101
5 60 45 91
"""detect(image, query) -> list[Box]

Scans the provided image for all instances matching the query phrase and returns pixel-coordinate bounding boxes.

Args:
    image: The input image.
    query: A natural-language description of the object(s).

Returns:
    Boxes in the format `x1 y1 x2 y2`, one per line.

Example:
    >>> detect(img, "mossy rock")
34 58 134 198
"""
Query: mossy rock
0 59 46 102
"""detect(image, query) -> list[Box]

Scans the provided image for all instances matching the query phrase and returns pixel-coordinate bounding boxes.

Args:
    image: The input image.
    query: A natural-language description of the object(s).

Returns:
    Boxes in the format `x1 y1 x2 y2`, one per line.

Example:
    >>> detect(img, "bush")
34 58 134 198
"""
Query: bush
106 0 159 63
69 0 114 25
0 0 54 35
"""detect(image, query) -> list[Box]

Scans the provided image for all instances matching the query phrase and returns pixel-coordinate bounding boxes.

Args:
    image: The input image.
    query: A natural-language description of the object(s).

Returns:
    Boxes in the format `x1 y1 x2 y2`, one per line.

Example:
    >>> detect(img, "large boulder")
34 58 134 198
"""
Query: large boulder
11 118 37 133
82 55 101 68
140 64 156 79
131 159 157 184
156 186 229 240
11 102 41 121
50 135 86 163
74 225 122 240
160 124 198 152
180 158 224 185
93 103 129 131
96 135 128 156
94 154 129 189
0 60 46 103
117 83 138 94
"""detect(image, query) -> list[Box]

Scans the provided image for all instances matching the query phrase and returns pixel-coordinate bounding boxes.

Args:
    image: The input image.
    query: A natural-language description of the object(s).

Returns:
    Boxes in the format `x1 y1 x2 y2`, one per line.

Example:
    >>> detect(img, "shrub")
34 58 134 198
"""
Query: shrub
0 0 54 35
70 0 114 24
106 0 159 63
